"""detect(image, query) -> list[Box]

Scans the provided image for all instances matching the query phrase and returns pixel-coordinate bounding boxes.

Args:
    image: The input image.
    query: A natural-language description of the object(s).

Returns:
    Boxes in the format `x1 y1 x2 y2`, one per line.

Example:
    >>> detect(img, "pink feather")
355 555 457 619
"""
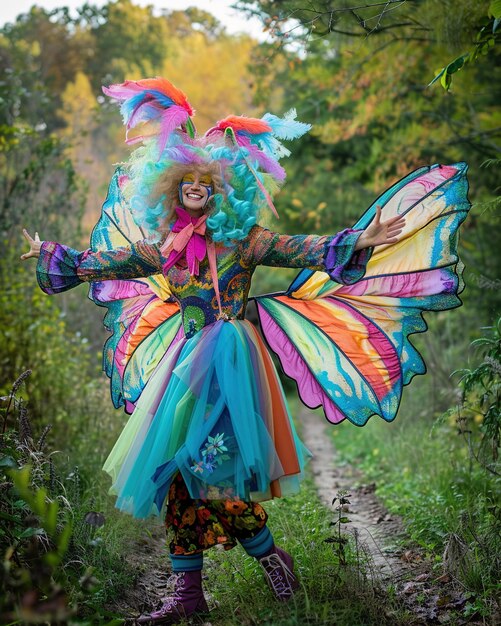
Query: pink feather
237 136 286 181
157 106 190 155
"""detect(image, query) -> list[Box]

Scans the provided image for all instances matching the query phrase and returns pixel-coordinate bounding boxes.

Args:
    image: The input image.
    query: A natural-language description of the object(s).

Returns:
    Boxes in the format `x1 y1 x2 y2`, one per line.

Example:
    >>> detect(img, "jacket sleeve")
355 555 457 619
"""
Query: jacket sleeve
36 240 163 295
241 225 373 285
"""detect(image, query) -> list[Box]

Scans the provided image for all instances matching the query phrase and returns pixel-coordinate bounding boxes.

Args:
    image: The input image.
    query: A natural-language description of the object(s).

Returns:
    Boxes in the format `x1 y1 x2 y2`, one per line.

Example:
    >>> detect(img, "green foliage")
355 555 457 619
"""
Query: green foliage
87 0 171 87
454 318 501 475
327 490 352 566
0 56 102 430
0 47 86 242
10 463 73 563
430 3 500 91
0 124 83 236
0 373 77 623
0 374 143 624
0 247 92 423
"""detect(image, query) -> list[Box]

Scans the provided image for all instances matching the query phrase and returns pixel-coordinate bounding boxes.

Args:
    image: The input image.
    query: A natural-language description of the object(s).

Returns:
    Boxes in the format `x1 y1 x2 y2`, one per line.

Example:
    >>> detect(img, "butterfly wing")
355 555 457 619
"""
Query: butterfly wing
89 168 181 412
255 163 470 426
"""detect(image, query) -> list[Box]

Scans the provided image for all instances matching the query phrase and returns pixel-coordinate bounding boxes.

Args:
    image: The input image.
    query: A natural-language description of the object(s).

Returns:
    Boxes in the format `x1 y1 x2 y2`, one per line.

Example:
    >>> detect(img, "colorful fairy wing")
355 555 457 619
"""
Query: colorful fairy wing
255 163 470 426
89 169 181 412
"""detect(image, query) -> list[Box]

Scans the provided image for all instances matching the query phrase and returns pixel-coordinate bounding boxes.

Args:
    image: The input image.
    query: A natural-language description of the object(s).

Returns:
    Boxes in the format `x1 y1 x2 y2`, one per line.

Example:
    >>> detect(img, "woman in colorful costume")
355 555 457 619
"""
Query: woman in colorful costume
21 77 470 624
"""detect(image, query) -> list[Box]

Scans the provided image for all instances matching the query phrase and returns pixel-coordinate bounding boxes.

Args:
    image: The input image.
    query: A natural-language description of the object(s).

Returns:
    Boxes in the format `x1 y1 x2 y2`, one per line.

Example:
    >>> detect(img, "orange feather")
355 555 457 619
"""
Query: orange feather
216 115 272 134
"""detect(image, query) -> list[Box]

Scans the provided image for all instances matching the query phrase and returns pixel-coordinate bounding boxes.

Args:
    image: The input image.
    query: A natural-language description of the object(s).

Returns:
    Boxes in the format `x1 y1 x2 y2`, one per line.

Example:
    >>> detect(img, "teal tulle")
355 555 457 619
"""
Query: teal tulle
103 319 310 518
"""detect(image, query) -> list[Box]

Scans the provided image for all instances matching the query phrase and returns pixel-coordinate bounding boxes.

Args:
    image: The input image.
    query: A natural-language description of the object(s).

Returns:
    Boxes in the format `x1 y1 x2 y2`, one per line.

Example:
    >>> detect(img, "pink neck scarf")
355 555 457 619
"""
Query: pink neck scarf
161 206 223 316
162 207 208 276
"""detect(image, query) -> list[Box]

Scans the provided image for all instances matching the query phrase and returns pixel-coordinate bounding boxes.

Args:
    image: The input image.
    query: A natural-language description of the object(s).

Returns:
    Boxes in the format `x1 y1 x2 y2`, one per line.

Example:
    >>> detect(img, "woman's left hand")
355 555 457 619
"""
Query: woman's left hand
355 205 406 251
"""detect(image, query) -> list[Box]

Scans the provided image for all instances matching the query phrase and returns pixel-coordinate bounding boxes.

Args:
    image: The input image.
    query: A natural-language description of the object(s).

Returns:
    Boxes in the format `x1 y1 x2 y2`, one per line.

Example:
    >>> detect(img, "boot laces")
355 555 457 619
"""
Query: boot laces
260 554 295 599
159 573 186 606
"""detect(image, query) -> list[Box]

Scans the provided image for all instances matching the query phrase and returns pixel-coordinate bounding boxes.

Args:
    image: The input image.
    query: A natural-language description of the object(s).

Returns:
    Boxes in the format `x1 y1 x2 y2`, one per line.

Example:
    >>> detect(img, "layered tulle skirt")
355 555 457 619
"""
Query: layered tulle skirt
103 319 310 518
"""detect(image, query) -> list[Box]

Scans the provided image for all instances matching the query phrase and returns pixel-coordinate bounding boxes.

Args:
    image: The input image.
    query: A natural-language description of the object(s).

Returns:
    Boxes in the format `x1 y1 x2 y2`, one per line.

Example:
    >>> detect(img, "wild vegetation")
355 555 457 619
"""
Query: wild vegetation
0 0 500 623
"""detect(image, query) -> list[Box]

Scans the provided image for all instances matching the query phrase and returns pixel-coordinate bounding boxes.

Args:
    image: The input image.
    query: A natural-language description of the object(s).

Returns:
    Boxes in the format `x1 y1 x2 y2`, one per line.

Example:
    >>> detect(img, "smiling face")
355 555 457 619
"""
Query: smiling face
180 172 213 216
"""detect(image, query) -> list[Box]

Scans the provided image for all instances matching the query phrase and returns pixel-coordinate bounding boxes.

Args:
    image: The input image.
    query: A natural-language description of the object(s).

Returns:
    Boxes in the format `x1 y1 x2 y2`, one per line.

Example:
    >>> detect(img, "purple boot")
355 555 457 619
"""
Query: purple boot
136 571 208 624
259 546 300 602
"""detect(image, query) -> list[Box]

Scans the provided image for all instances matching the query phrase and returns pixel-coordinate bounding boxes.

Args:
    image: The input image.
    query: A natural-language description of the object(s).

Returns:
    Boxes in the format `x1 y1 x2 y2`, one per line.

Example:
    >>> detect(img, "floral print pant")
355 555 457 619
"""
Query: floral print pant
165 472 269 555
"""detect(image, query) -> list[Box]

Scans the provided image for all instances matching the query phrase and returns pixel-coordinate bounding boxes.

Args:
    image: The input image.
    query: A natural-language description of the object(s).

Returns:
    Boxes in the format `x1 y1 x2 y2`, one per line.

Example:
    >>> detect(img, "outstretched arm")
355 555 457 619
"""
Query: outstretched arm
21 229 163 294
241 225 370 285
242 209 406 285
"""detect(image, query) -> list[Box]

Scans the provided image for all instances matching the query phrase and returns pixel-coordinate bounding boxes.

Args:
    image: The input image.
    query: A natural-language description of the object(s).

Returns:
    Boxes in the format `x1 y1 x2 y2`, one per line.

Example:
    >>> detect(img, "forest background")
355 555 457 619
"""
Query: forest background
0 0 500 623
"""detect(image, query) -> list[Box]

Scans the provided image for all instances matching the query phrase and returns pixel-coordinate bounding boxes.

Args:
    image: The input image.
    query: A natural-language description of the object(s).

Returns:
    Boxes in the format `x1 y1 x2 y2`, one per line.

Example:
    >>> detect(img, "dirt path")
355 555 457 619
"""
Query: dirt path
300 408 481 625
300 408 415 582
109 526 175 623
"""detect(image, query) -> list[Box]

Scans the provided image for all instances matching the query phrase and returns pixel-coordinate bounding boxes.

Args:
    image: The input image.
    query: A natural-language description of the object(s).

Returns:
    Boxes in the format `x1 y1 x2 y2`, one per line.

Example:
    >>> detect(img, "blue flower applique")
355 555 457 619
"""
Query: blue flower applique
190 433 231 475
203 453 216 474
202 433 228 458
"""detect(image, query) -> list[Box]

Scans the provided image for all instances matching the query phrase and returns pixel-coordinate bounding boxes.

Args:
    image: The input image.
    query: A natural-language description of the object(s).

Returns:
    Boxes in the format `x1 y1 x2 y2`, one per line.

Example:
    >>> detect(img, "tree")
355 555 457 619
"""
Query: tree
1 7 95 130
239 0 501 330
88 0 172 87
161 31 260 132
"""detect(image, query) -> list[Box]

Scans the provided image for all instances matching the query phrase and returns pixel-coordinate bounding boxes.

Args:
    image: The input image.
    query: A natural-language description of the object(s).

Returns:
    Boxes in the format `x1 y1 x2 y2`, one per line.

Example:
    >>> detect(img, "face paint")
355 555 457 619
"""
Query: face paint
179 172 213 214
180 173 213 197
179 173 214 207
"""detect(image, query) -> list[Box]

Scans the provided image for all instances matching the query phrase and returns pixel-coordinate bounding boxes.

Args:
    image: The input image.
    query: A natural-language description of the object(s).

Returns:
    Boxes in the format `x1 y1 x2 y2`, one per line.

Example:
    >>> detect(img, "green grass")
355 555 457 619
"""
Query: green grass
330 404 498 548
197 477 410 626
59 397 162 618
67 478 150 615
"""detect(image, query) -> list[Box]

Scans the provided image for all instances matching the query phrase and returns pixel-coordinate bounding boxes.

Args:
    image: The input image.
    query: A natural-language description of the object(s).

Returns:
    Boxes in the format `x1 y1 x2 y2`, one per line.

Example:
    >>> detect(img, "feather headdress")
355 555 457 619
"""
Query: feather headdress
103 77 311 244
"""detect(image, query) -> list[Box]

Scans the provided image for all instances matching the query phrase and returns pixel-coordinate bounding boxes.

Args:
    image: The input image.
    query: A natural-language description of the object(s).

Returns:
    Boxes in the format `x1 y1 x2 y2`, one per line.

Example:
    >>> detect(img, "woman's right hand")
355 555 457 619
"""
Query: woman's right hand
20 229 42 260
